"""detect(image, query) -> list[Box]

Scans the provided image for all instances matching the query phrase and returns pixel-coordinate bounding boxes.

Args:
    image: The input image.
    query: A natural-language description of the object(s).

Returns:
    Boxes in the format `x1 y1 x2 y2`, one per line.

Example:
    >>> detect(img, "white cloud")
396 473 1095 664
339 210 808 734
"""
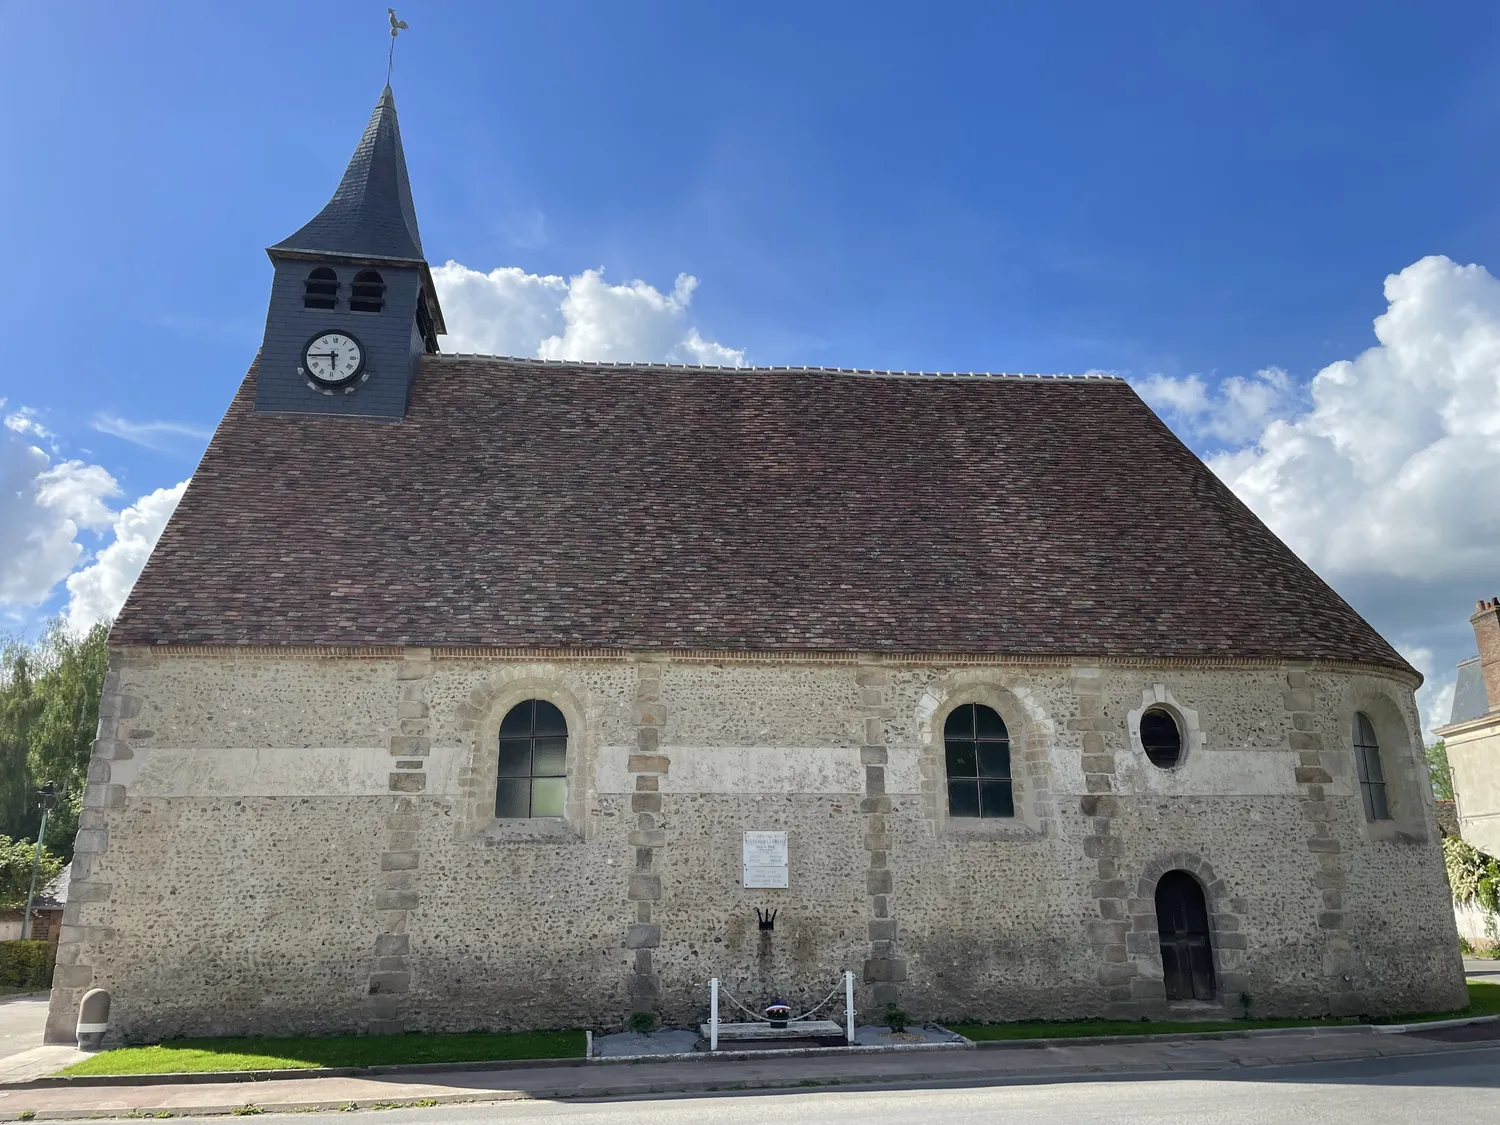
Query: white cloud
3 405 53 441
1209 257 1500 584
433 262 745 366
92 414 213 452
63 482 187 633
1192 255 1500 735
1137 366 1298 446
1 411 187 630
0 428 120 605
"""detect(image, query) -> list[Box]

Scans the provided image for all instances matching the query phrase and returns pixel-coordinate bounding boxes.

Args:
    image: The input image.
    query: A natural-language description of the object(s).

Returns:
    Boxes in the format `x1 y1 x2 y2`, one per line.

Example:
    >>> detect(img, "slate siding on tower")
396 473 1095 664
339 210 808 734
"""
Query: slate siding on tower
114 356 1408 672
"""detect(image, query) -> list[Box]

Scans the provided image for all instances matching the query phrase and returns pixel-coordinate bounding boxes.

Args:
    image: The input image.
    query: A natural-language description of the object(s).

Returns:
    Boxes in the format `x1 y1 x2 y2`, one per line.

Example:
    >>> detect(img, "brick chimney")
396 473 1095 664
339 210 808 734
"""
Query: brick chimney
1471 597 1500 714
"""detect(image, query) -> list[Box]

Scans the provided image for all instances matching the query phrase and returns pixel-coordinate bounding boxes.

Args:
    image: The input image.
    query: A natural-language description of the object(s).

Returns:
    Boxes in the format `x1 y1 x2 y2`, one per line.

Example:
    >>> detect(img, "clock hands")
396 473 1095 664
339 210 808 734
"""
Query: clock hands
306 336 359 383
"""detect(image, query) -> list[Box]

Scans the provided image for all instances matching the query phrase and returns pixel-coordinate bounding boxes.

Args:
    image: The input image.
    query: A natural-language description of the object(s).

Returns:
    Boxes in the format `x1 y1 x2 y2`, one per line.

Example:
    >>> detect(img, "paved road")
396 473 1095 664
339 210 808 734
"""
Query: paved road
130 1046 1500 1125
1465 957 1500 981
0 996 47 1061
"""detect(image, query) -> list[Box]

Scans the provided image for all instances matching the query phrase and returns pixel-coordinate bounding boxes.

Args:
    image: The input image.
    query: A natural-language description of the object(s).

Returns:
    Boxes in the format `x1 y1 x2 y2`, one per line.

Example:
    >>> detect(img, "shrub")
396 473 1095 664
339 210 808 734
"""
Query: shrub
627 1011 657 1034
882 1004 909 1033
0 939 56 989
1445 836 1500 914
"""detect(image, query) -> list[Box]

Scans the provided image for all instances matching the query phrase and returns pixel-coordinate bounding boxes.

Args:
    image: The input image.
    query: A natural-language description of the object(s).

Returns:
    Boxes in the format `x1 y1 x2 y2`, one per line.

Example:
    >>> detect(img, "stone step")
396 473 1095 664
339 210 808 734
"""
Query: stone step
700 1020 849 1045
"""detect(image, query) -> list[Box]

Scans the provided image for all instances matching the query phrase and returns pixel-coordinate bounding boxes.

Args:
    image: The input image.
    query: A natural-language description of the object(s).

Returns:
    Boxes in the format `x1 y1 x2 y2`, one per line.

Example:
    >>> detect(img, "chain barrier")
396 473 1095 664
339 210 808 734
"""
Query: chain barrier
716 976 847 1023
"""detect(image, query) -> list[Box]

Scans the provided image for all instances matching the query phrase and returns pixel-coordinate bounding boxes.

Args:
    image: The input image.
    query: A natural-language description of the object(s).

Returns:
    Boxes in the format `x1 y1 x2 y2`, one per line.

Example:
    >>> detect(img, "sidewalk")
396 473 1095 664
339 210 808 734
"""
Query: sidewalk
0 1023 1495 1120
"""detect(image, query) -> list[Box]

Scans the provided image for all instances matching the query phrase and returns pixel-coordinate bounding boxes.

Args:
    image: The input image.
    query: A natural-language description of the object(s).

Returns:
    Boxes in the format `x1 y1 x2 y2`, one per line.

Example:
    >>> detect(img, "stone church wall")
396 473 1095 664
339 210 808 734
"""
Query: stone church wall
46 648 1467 1043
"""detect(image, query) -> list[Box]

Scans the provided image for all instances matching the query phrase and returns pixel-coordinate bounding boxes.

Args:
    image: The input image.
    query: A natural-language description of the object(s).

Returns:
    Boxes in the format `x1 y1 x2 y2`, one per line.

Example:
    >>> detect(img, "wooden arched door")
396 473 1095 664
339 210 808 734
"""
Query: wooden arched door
1155 870 1216 1001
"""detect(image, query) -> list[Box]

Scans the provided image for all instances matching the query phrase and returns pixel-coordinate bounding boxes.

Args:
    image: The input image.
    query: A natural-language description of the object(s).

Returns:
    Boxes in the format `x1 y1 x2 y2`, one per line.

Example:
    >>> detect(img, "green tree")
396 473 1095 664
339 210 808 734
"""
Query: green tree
0 640 43 842
0 620 111 859
1427 739 1454 801
0 834 64 911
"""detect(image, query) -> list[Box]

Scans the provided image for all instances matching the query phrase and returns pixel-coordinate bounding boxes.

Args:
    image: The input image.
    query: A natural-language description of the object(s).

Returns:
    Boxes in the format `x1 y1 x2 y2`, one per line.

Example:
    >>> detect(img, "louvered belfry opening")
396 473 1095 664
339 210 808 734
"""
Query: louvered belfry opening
1155 870 1216 1001
303 267 338 310
350 269 385 313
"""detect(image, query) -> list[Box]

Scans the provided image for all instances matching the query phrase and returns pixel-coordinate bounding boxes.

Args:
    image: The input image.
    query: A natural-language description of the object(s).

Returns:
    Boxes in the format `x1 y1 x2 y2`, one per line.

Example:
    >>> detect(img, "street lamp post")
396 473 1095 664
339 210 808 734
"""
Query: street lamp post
21 782 58 941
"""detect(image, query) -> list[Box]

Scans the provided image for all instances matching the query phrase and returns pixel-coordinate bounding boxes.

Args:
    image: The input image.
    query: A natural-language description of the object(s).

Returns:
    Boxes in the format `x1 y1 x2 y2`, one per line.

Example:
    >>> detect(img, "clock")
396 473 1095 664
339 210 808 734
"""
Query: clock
300 331 366 390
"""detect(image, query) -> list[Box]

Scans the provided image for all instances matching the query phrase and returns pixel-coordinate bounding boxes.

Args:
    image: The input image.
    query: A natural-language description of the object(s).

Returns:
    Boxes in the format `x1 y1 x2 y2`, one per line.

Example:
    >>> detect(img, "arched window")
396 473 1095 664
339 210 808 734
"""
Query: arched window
1140 707 1182 768
943 703 1013 819
1155 870 1215 1001
496 699 567 818
303 267 338 310
349 269 385 313
1353 712 1390 821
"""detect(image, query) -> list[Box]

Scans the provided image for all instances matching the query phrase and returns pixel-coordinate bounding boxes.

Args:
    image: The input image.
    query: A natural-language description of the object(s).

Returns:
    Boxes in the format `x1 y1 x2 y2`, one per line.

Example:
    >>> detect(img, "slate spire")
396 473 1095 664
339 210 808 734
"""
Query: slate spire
271 86 425 262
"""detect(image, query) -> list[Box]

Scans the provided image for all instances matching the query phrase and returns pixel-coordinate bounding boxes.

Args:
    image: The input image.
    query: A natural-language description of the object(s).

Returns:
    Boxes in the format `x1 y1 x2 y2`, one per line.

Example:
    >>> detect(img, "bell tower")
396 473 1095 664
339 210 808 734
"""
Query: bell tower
255 85 445 419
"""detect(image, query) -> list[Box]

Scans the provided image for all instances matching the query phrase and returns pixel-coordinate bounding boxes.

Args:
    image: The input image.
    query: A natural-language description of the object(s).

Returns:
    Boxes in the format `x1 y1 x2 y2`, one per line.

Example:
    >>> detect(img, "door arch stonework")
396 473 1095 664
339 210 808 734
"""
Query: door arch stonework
1121 852 1249 1014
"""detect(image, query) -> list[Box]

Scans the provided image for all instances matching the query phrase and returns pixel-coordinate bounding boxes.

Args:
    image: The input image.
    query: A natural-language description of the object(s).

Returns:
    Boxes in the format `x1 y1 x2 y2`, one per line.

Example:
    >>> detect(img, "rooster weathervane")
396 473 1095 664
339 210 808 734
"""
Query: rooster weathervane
387 9 409 86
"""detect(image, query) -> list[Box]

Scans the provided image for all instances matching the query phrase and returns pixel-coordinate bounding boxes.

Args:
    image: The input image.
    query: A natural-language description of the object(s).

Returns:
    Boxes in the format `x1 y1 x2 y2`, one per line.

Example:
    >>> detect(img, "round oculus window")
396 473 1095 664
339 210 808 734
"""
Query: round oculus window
1140 707 1183 768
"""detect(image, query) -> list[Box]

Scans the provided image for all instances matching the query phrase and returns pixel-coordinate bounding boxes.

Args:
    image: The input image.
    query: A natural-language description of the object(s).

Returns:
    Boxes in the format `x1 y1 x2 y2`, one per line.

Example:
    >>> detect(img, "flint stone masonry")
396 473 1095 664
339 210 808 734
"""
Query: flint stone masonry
45 649 1467 1044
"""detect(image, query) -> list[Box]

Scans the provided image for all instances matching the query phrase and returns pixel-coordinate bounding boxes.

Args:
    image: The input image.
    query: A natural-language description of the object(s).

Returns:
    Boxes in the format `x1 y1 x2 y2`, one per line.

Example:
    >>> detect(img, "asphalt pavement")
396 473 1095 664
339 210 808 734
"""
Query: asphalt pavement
51 1045 1500 1124
0 997 47 1061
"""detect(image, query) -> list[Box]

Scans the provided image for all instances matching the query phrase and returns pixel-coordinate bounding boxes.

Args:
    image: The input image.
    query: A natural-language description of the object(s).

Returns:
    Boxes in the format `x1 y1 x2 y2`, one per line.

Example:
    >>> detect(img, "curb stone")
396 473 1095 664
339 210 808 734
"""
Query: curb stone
971 1014 1500 1050
1370 1013 1500 1034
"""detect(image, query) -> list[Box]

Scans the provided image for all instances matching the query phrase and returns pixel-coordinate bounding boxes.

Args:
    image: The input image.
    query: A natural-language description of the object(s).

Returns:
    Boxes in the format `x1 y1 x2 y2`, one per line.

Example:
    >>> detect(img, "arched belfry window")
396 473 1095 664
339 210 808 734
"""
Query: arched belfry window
1353 712 1390 821
496 700 567 818
943 703 1013 819
303 267 338 310
350 269 385 313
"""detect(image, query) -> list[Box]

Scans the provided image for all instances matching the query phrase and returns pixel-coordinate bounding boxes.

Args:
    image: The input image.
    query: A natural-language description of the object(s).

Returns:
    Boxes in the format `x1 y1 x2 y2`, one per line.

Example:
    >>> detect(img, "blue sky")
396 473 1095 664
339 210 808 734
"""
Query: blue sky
4 1 1500 732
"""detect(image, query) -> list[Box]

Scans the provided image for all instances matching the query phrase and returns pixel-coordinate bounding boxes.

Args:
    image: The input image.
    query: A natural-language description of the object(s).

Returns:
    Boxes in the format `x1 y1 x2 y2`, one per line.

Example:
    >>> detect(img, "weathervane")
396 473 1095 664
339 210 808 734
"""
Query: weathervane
386 8 409 86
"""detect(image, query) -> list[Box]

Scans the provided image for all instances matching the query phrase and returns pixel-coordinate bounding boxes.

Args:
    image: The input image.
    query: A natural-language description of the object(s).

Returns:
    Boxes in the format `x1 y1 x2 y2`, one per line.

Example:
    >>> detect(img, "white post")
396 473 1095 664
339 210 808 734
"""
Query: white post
845 969 855 1044
710 977 720 1051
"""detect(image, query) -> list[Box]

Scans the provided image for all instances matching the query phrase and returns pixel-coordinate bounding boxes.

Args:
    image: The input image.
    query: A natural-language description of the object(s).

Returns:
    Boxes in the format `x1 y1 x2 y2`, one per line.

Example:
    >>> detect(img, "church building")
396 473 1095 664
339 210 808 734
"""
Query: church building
46 85 1465 1044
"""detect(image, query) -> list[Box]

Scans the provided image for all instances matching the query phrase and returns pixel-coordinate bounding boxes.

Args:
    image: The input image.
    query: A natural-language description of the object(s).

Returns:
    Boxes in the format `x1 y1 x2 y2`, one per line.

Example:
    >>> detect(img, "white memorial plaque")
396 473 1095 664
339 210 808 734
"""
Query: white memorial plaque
742 830 789 888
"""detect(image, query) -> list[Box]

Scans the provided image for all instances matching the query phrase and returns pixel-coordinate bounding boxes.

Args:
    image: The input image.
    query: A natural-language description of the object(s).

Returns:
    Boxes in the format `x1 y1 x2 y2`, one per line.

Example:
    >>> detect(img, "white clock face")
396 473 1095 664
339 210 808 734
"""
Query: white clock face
304 332 364 385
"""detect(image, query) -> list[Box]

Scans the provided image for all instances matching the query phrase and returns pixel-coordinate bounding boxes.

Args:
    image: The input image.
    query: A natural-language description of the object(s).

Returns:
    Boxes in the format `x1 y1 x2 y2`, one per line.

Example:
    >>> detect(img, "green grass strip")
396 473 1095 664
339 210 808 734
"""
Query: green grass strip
950 981 1500 1041
57 1029 586 1077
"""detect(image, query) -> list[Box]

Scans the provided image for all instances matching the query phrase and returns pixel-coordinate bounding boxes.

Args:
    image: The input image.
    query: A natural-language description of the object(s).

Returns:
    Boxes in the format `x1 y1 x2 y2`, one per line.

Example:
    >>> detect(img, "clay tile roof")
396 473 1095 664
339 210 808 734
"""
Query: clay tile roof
112 355 1412 673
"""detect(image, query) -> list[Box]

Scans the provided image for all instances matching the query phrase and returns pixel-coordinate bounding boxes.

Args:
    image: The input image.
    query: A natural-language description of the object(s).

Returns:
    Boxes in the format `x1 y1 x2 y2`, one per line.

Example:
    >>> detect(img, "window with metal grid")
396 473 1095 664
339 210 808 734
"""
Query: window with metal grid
1352 711 1390 821
496 699 567 818
944 703 1014 818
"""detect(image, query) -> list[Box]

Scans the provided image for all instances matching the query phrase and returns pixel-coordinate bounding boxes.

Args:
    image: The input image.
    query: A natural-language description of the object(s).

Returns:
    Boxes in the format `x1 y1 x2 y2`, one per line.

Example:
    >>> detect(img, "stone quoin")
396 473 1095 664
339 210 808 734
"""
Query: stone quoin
45 84 1466 1044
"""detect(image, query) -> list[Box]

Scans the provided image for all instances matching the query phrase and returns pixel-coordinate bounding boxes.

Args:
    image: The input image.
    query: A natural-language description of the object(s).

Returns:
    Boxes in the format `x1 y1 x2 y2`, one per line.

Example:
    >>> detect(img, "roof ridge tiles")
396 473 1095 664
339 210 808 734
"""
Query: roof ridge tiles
429 352 1126 382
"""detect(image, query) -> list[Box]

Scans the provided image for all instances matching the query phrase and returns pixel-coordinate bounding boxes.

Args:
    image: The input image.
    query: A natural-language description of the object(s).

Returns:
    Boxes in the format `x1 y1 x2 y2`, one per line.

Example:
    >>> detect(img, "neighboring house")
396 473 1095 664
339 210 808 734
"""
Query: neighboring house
44 82 1466 1046
1435 600 1500 858
0 868 70 943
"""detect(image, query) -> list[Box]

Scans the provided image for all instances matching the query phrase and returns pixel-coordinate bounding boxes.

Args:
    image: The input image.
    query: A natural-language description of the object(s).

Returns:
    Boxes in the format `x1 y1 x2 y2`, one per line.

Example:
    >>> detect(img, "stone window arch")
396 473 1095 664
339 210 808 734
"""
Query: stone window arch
455 669 594 842
1126 685 1201 768
1339 685 1426 842
916 679 1055 837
